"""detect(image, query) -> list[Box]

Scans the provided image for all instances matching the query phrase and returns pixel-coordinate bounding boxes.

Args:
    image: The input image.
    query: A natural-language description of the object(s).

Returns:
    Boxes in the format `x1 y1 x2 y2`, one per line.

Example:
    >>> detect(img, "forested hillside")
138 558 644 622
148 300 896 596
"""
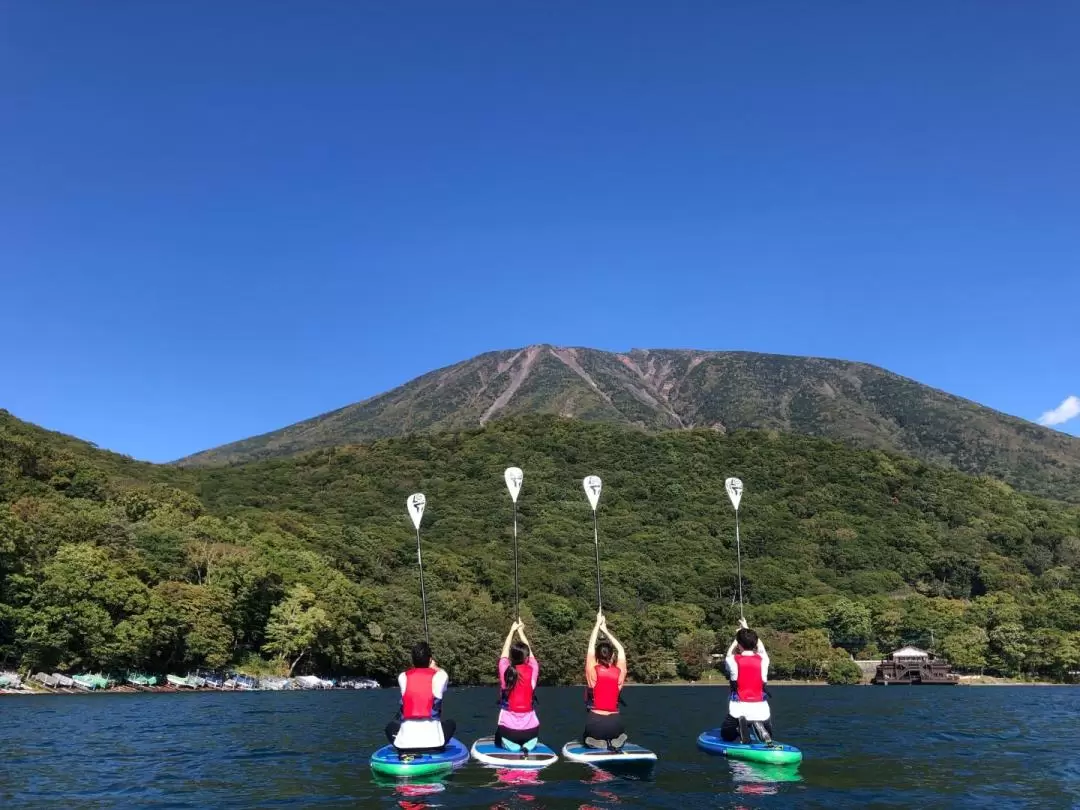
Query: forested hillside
177 346 1080 505
3 409 1079 684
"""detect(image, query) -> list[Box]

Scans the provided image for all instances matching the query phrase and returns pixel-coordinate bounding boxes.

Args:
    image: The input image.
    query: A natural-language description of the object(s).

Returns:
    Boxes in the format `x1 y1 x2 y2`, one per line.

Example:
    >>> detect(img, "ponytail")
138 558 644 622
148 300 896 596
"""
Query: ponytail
503 664 519 692
503 640 530 693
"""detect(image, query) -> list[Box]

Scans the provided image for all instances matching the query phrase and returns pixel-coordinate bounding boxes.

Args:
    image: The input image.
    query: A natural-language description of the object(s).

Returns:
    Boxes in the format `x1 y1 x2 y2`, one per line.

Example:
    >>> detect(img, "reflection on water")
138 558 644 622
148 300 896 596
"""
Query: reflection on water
0 686 1078 808
729 760 803 796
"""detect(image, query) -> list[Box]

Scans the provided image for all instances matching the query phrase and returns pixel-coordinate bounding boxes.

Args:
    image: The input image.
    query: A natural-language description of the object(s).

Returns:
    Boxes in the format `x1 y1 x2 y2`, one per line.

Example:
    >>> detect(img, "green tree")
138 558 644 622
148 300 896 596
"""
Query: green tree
263 585 331 675
825 656 863 685
675 629 716 680
826 598 872 654
940 626 989 673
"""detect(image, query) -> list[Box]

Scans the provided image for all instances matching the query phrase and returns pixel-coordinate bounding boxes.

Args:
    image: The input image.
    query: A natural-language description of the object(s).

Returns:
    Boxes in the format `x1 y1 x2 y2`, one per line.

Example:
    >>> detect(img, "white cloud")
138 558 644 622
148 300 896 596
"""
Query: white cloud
1037 395 1080 427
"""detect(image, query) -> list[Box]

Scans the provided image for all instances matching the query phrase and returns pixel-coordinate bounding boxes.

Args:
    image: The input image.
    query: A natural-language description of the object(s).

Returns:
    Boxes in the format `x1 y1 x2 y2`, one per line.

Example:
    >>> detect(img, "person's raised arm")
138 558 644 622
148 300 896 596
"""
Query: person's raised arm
516 621 532 650
501 620 519 660
585 611 603 670
600 617 628 680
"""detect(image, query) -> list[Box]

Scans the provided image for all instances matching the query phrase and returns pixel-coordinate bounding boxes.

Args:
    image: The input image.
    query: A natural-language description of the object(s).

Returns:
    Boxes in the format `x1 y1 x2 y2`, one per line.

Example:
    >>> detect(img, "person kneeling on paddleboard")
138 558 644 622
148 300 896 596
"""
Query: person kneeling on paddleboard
583 611 628 751
385 641 457 752
493 619 541 755
720 620 775 745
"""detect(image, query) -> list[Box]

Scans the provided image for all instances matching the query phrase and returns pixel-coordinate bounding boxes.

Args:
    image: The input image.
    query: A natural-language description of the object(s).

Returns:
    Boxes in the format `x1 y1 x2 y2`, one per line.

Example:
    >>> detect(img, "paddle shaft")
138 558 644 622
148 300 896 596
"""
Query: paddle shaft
512 501 520 619
734 508 744 621
416 526 430 642
592 509 603 612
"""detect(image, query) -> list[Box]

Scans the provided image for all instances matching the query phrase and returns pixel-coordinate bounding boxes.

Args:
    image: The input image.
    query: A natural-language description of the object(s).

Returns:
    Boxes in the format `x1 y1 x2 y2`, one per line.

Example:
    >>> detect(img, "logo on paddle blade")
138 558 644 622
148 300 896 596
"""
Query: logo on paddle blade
407 493 426 530
583 475 602 511
725 477 743 511
504 467 523 503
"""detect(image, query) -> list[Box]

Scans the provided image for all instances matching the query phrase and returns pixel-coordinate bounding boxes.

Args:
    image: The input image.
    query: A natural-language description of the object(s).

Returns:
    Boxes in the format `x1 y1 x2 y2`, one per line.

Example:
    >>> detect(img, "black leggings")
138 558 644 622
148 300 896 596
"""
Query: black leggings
583 711 625 743
385 718 457 747
720 714 774 742
494 725 540 748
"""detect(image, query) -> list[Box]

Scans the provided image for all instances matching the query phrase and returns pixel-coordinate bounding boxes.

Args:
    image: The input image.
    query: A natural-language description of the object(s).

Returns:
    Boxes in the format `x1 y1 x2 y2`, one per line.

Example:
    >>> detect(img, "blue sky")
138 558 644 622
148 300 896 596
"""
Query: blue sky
2 2 1077 461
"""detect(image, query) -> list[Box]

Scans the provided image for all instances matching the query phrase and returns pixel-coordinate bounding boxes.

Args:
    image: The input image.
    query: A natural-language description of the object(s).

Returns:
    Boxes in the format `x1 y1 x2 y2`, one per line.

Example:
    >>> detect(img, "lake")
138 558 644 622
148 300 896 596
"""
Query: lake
2 685 1078 808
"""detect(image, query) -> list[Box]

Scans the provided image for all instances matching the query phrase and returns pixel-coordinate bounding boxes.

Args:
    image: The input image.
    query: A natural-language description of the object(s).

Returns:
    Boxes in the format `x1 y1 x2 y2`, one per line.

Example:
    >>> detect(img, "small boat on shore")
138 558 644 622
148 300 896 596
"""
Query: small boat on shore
339 677 380 689
73 674 111 691
259 676 291 690
295 675 333 690
166 674 199 689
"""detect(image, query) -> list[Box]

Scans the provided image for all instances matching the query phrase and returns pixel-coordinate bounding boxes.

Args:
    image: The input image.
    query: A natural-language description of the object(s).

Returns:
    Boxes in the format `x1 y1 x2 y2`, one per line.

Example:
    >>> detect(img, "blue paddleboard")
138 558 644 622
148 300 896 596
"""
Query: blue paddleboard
370 738 470 777
696 728 802 765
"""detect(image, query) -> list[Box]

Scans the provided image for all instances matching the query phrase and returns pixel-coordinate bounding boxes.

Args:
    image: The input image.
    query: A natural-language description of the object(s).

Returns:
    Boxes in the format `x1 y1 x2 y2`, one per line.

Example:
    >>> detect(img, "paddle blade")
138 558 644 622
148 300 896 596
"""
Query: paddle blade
407 493 427 529
725 477 743 511
504 467 523 503
583 475 602 511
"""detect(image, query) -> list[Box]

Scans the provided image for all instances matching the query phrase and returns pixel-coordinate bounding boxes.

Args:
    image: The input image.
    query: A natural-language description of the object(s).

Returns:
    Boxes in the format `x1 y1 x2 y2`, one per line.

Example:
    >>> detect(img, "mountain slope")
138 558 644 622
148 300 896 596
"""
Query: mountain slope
6 408 1080 682
177 346 1080 502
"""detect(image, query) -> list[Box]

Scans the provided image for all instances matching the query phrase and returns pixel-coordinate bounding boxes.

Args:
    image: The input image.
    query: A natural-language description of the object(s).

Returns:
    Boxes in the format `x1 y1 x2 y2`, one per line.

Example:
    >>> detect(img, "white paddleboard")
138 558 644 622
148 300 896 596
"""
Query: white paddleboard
561 740 657 765
471 736 558 768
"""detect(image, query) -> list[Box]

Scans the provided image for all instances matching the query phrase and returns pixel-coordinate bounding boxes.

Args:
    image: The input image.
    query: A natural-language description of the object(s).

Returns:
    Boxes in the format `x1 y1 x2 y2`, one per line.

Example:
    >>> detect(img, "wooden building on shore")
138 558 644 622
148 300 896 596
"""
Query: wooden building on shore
871 646 959 685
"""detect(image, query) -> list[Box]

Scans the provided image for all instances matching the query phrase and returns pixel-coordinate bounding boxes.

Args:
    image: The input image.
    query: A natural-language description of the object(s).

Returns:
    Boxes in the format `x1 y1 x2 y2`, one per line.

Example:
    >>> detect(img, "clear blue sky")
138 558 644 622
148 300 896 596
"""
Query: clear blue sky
3 2 1078 461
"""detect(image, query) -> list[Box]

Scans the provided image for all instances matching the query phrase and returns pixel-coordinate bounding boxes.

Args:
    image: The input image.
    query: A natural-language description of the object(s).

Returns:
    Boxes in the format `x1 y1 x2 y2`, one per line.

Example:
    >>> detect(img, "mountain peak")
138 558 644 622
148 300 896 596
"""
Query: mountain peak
175 346 1080 502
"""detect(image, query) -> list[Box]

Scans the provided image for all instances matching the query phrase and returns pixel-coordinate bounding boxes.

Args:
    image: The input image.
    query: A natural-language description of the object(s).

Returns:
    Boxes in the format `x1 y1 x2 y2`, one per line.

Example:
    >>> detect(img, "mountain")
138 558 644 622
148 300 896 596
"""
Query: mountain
177 346 1080 502
5 407 1080 684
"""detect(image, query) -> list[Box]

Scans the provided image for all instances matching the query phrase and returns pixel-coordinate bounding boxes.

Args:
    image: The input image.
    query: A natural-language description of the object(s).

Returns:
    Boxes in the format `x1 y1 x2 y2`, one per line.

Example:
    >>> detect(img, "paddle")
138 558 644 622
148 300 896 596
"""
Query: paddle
582 475 603 612
725 477 745 621
504 467 524 619
407 492 430 642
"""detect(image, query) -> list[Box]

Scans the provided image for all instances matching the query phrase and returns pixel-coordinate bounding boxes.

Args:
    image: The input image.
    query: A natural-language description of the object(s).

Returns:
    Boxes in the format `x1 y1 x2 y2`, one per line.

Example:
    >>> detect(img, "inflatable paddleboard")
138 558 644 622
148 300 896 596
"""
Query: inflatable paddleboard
370 738 470 778
470 736 558 768
696 728 802 766
561 740 657 767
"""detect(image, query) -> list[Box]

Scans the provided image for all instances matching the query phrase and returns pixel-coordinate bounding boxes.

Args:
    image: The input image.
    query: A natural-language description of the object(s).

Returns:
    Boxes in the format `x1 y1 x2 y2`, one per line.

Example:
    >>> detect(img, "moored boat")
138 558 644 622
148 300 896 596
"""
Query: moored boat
294 675 333 690
258 676 291 690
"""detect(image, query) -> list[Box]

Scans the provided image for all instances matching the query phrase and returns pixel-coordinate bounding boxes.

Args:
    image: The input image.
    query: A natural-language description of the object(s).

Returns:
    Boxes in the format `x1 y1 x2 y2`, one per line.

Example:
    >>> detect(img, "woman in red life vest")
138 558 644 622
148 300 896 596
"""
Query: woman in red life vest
720 619 775 744
493 619 541 753
384 641 457 750
583 611 628 750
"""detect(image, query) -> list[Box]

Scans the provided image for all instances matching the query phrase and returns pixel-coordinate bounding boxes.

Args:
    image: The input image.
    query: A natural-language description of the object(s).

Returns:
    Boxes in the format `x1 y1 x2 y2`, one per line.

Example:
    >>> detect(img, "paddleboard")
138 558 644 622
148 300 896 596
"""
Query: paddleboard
370 738 470 778
470 736 558 768
561 740 657 767
696 728 802 766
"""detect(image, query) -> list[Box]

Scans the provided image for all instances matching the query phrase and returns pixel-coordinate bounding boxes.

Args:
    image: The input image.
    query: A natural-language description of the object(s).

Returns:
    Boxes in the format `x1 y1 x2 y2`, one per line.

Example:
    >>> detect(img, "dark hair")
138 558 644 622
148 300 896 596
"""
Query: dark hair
736 628 758 650
411 641 432 668
595 639 616 666
503 641 531 691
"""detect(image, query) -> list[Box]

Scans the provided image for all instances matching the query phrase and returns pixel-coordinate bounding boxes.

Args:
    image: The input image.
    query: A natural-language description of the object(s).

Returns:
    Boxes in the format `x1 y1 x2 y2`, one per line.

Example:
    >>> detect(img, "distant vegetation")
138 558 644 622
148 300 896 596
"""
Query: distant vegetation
176 345 1080 505
3 409 1079 684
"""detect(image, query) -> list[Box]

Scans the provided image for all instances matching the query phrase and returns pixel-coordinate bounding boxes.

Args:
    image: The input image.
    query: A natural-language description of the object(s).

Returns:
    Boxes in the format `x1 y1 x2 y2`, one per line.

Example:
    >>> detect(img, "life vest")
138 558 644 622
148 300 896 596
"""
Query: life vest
735 653 765 702
586 664 621 712
498 663 536 713
401 667 436 719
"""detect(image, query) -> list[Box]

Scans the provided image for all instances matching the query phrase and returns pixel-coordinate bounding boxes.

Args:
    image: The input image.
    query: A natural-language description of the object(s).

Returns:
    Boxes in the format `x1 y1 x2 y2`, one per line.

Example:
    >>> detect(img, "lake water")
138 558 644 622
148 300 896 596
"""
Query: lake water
2 685 1078 808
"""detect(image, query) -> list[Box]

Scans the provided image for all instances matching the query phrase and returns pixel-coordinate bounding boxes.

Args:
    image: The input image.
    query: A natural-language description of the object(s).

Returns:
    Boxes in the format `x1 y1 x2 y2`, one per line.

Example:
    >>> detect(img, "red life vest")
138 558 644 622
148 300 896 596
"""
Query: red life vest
735 653 765 702
590 664 621 712
501 663 535 713
402 667 436 719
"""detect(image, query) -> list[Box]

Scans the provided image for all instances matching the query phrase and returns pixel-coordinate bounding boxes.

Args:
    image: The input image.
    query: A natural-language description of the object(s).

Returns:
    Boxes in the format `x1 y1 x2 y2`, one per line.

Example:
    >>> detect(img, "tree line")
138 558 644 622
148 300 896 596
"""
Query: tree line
2 410 1078 684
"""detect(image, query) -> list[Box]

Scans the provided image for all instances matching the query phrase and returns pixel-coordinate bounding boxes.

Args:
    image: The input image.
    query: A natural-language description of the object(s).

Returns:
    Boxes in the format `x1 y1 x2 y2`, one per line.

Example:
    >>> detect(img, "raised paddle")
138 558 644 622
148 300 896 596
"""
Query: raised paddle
583 475 603 612
406 492 429 642
504 467 524 619
725 477 745 622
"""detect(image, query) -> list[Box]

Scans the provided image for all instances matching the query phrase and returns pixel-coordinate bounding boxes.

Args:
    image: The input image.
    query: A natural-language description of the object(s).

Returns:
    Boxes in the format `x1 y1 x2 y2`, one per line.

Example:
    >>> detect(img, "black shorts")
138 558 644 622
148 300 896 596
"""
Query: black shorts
719 714 774 742
583 711 625 742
